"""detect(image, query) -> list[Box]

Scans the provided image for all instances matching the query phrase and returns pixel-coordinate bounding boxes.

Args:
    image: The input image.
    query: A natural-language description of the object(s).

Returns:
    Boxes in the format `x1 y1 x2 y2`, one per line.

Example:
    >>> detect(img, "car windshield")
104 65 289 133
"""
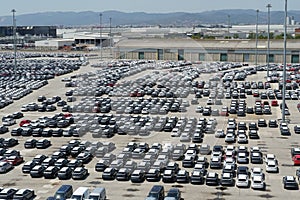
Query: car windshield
167 192 178 197
71 195 82 200
148 193 159 198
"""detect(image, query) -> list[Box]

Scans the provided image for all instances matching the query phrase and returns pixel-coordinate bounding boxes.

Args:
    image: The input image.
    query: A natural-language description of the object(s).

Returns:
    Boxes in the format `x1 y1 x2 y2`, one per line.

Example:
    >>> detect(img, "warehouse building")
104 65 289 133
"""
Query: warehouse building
35 39 75 50
0 26 56 37
115 38 300 63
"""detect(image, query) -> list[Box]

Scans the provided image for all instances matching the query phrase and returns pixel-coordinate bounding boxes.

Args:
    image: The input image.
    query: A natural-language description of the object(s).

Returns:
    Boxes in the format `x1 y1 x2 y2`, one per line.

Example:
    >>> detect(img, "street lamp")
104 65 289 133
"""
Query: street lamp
255 9 259 67
282 0 288 123
11 9 17 76
109 17 113 56
227 15 231 38
99 13 103 60
267 4 272 78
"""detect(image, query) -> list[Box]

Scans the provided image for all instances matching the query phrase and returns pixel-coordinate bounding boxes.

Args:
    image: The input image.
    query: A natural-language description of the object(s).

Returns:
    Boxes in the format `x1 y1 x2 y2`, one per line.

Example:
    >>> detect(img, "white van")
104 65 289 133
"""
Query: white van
68 187 90 200
87 187 106 200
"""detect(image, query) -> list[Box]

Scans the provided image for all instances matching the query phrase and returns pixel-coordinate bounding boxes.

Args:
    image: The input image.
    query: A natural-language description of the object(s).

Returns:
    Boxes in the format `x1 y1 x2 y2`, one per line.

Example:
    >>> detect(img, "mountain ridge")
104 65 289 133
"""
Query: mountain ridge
0 9 299 26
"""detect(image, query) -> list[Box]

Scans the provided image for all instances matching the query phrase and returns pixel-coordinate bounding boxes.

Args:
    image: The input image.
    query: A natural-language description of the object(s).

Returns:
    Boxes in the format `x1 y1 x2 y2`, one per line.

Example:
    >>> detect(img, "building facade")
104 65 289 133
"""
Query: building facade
115 38 300 63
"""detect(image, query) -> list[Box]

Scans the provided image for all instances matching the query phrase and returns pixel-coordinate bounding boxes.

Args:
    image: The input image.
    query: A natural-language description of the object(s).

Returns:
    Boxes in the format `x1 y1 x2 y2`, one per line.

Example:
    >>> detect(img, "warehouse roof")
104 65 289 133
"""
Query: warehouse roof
116 38 300 50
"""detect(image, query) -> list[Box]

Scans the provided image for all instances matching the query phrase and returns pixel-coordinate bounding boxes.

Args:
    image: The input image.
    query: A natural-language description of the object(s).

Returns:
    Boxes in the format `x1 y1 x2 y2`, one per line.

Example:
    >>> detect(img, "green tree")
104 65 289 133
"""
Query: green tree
233 34 239 39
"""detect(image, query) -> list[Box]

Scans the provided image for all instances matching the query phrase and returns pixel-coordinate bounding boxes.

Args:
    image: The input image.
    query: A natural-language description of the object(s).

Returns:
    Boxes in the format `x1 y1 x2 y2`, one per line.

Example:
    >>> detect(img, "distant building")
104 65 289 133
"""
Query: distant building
35 39 74 50
0 26 57 37
115 38 300 63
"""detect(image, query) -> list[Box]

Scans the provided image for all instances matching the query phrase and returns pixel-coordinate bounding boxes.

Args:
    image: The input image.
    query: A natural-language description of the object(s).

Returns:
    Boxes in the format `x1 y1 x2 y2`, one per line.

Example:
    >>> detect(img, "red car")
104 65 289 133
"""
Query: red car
271 100 278 107
19 120 31 127
63 113 72 118
292 155 300 165
7 156 24 166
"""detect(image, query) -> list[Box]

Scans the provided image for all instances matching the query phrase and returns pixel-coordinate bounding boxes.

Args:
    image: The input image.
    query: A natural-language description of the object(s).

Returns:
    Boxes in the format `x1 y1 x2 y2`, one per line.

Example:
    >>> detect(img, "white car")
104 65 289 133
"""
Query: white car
251 175 266 190
251 167 265 179
264 154 276 163
265 160 279 173
2 118 16 126
223 157 236 167
237 134 248 144
236 174 249 188
179 132 190 142
225 133 235 143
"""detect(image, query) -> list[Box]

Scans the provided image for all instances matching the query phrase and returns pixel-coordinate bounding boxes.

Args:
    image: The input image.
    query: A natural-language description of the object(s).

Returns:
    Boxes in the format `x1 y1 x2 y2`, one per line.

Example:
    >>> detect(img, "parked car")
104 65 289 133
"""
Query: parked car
0 161 13 173
282 176 299 190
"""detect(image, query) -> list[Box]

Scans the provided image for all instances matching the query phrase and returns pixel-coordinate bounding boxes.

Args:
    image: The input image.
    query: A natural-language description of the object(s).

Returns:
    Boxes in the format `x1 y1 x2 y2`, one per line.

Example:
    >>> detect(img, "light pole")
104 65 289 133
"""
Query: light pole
267 4 272 78
255 9 259 67
227 15 231 39
99 13 103 60
282 0 288 123
109 17 113 56
11 9 17 76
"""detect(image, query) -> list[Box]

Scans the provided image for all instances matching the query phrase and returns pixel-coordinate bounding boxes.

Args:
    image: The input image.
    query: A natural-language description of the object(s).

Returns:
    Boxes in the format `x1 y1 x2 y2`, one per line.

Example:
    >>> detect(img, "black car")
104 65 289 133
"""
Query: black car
71 146 86 158
24 138 38 148
54 158 69 168
32 128 43 137
38 95 46 102
76 152 93 164
190 170 205 184
116 168 132 181
294 125 300 134
0 188 18 199
130 169 146 183
95 159 109 172
220 172 235 186
102 167 117 180
176 170 190 183
22 161 37 173
72 167 88 180
3 138 18 147
283 176 299 190
43 166 60 179
41 129 53 137
13 188 35 200
269 119 278 128
0 125 9 134
165 188 181 200
162 169 176 183
67 159 83 170
21 127 33 136
38 104 47 112
12 111 24 119
11 127 23 136
33 154 48 165
146 168 161 182
48 128 61 137
41 157 56 167
58 166 73 180
206 172 219 186
30 165 46 178
249 130 260 139
146 185 164 200
36 139 51 149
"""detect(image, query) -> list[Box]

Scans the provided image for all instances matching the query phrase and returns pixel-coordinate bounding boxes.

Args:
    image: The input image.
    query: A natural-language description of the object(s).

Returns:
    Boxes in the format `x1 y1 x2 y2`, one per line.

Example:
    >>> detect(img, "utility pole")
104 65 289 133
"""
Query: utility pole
255 9 259 67
227 15 231 38
99 13 103 60
267 4 272 78
12 9 17 76
109 17 113 57
282 0 288 123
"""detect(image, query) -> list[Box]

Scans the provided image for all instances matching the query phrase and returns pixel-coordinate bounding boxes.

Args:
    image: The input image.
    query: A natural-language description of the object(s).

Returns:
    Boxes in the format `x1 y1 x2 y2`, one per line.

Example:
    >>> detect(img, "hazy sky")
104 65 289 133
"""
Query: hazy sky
2 0 300 15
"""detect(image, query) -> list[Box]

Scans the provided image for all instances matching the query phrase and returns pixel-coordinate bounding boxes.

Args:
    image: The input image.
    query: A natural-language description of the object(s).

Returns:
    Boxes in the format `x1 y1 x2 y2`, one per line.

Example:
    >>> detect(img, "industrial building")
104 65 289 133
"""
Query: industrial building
0 26 56 37
35 39 75 50
115 38 300 63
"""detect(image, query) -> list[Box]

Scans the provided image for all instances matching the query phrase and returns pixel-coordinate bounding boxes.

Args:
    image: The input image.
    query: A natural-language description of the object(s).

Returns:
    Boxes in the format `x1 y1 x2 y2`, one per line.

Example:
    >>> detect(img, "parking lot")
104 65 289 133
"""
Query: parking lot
0 55 300 200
